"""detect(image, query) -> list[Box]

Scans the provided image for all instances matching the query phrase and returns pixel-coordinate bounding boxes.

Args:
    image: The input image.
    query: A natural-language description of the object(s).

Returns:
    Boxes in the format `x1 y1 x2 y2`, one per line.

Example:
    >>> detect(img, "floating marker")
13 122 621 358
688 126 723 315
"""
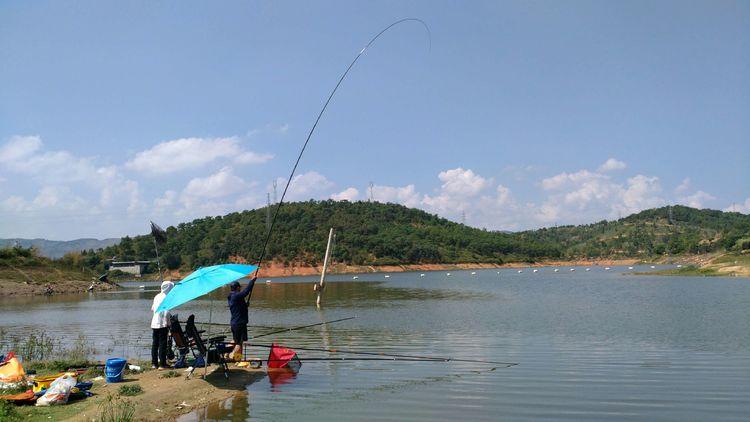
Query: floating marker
554 269 559 272
628 266 634 270
420 273 425 277
532 269 538 273
352 276 359 280
650 265 656 269
585 268 590 272
446 272 451 276
384 275 390 278
518 270 523 273
570 268 575 272
605 267 610 270
471 271 476 275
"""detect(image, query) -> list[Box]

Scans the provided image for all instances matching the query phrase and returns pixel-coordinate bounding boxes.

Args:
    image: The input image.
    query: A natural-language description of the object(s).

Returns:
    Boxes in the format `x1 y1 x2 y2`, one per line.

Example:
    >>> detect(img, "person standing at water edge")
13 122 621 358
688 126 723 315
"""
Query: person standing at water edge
228 277 257 357
150 280 174 369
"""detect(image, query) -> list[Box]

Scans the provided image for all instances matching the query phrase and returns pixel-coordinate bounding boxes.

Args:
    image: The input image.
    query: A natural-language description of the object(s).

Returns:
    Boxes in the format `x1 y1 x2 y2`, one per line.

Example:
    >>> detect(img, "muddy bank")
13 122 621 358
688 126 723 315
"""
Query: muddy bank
159 258 642 280
0 277 118 297
2 258 648 296
18 366 266 422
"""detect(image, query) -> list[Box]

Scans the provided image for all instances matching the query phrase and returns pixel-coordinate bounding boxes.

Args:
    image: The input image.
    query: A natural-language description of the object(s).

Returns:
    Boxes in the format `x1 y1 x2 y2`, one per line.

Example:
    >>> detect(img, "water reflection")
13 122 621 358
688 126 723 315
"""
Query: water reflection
2 270 750 421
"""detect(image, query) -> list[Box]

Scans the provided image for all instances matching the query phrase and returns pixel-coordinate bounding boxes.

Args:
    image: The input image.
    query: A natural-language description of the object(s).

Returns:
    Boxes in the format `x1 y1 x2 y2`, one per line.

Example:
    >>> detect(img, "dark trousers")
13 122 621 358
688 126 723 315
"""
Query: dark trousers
151 327 169 367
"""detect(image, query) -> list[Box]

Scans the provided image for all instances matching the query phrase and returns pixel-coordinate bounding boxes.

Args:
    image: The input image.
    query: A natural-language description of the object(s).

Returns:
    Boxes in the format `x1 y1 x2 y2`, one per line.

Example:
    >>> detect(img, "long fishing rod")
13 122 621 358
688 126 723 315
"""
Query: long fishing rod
250 316 355 339
248 18 430 303
266 357 459 363
248 343 517 366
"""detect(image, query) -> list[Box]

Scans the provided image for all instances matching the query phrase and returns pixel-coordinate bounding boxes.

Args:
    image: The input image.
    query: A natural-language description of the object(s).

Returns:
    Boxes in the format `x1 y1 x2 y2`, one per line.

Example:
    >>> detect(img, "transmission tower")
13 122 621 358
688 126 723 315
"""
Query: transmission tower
368 182 374 202
273 180 278 204
266 193 271 232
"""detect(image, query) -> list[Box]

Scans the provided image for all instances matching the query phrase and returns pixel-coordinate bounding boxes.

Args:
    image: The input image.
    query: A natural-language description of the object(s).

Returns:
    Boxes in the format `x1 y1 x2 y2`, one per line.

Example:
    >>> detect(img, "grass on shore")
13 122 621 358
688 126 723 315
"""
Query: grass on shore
638 265 723 276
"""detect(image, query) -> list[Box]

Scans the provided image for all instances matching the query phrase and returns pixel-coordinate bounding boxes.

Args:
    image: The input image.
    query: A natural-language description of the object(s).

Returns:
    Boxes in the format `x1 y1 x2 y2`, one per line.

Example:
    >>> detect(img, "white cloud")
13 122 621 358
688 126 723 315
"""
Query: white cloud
619 175 664 213
724 198 750 214
276 171 335 201
126 136 272 174
678 190 715 209
182 167 248 199
0 135 42 162
331 187 359 201
372 184 421 207
436 168 490 196
422 168 491 216
675 177 691 193
597 158 627 172
153 190 178 216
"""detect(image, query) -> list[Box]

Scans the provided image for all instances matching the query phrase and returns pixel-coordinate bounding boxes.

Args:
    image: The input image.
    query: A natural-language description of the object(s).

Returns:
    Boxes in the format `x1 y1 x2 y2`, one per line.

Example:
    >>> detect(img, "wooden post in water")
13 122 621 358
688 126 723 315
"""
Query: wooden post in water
316 228 335 307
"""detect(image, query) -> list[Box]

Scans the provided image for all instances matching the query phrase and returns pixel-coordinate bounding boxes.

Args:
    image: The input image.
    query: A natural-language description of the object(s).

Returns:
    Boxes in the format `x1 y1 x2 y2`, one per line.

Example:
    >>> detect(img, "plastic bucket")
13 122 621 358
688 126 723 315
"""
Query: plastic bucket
105 358 127 383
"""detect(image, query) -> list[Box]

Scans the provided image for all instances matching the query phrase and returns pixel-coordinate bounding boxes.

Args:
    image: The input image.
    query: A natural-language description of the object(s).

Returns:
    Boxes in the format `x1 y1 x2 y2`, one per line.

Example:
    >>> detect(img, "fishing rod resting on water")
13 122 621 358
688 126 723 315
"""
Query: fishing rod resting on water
247 343 517 367
248 18 431 304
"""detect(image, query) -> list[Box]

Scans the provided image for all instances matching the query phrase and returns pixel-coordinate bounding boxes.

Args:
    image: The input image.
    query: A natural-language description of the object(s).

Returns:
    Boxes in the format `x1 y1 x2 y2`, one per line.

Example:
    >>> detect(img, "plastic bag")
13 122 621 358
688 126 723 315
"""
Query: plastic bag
0 356 26 383
35 374 77 406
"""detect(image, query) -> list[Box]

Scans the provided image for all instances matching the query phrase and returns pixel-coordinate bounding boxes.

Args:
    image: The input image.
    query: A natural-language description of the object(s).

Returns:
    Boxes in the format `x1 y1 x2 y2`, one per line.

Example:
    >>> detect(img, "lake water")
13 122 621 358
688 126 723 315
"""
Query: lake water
2 266 749 421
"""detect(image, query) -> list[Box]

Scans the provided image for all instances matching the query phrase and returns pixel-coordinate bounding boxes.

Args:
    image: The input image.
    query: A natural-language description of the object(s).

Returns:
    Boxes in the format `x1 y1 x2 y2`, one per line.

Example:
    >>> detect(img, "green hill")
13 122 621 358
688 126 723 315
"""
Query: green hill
523 205 750 257
88 201 749 273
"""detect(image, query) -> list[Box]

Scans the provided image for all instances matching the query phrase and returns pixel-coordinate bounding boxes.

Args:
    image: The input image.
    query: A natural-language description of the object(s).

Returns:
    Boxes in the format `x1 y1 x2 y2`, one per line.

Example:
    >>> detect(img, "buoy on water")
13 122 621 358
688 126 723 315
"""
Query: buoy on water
553 269 559 272
532 269 538 273
471 271 476 275
420 273 425 277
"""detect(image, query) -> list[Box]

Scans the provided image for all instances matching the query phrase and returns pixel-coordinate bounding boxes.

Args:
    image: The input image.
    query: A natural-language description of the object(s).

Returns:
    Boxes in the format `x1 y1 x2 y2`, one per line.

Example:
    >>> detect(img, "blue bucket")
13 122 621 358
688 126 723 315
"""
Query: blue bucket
105 358 127 383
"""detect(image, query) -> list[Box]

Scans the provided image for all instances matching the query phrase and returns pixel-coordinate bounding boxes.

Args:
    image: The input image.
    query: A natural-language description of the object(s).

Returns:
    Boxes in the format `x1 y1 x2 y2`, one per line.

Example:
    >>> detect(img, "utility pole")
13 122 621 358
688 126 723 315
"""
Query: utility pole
315 228 335 307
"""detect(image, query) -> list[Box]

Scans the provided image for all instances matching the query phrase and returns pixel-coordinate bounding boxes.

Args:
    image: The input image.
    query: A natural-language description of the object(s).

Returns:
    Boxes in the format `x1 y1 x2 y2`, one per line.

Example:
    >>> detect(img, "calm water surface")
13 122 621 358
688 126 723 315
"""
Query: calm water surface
2 266 749 421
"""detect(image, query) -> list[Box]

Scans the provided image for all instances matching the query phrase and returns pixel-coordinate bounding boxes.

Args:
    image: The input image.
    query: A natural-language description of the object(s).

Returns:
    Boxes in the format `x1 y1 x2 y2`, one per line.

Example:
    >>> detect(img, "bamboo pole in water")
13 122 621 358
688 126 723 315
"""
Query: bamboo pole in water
315 228 335 307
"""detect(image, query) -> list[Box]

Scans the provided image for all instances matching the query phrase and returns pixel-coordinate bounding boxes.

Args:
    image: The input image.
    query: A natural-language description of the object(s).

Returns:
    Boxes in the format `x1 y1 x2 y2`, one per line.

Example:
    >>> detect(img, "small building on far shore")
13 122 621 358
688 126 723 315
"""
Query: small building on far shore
109 261 152 277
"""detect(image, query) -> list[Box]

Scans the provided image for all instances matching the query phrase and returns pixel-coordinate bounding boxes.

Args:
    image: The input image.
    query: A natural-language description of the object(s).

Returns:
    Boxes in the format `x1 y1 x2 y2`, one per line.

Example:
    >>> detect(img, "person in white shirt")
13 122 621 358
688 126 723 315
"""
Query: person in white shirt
151 280 174 369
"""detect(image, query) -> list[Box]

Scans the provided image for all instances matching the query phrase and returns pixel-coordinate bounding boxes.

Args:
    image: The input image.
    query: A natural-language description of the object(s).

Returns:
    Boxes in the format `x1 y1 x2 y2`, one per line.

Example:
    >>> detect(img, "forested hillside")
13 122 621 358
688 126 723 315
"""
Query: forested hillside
80 201 749 274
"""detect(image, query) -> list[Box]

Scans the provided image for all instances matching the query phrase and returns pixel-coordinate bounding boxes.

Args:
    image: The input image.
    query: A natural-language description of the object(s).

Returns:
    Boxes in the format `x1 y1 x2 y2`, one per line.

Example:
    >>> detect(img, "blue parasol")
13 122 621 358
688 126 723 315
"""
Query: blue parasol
156 263 257 312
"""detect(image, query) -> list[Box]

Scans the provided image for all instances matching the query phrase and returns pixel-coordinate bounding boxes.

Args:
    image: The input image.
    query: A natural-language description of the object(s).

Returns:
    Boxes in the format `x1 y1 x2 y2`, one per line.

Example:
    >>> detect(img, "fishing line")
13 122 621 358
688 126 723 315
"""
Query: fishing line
249 18 431 301
250 316 355 339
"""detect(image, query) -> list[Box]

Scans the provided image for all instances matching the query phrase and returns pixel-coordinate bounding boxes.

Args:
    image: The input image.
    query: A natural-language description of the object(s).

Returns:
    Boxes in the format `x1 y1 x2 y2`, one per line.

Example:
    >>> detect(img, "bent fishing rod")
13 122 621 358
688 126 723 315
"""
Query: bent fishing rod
248 343 517 367
248 18 430 303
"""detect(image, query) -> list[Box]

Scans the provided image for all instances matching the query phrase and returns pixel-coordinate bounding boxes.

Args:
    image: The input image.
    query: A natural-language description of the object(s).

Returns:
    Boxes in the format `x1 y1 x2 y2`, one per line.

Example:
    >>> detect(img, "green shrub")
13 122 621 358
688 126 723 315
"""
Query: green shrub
0 399 22 422
98 394 135 422
159 370 180 379
118 384 143 396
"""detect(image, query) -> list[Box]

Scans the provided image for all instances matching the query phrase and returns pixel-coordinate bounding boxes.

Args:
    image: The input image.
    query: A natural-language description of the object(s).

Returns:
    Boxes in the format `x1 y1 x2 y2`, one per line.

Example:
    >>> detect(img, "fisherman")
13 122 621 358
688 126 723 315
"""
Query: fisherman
151 280 174 369
227 276 257 358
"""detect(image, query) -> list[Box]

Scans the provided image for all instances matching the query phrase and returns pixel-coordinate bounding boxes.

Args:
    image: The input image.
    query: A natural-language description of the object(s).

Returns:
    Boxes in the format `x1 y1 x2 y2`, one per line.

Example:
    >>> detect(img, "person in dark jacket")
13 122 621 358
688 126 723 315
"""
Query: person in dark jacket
227 276 256 356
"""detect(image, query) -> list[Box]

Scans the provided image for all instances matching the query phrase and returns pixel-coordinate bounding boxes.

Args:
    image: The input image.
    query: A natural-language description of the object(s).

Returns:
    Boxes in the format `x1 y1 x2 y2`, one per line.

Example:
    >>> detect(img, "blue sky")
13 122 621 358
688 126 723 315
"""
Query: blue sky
1 0 748 239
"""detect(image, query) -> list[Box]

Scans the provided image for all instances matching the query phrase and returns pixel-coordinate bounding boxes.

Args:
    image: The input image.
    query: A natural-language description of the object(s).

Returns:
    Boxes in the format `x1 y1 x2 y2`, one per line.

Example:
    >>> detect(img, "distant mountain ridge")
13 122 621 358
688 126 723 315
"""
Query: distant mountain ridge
0 238 120 258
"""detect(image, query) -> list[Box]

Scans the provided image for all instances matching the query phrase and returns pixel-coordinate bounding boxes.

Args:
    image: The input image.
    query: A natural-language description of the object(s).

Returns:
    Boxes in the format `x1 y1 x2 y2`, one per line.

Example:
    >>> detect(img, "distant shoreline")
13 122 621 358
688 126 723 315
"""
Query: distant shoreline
4 254 747 297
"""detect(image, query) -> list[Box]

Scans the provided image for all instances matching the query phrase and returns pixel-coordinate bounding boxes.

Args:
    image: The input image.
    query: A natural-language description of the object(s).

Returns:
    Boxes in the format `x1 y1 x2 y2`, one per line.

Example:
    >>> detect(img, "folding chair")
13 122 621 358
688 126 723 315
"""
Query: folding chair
168 314 192 368
184 314 230 379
